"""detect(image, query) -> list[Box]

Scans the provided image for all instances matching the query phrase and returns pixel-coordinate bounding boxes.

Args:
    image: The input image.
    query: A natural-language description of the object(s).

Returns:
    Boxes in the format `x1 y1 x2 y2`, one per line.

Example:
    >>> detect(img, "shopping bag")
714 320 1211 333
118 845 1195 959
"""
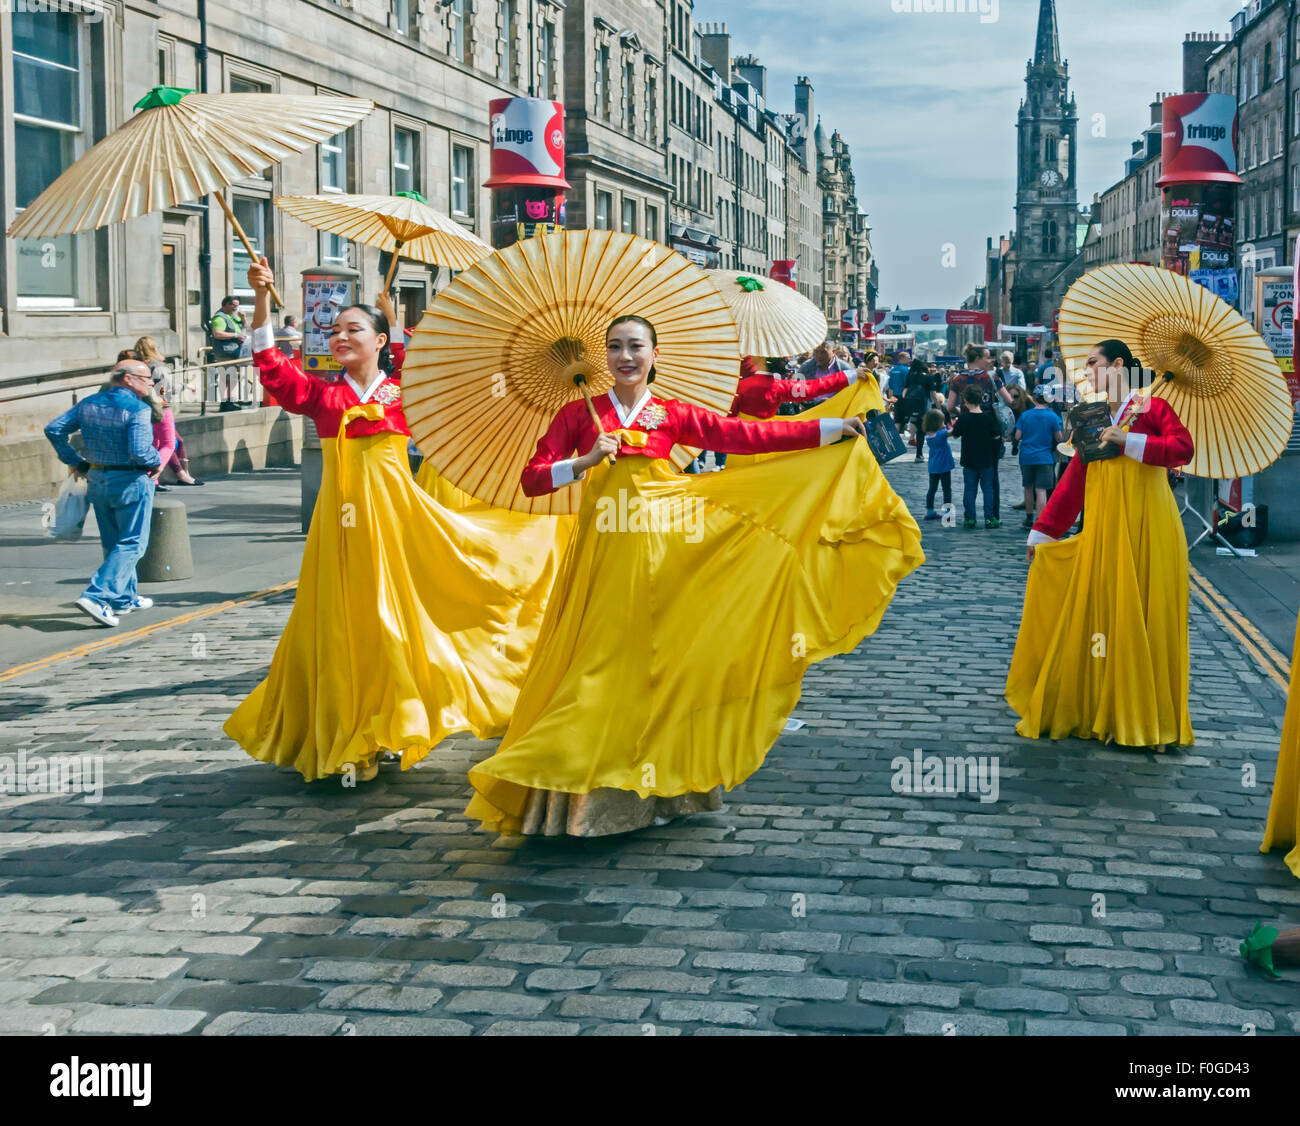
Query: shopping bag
863 410 909 464
47 476 89 541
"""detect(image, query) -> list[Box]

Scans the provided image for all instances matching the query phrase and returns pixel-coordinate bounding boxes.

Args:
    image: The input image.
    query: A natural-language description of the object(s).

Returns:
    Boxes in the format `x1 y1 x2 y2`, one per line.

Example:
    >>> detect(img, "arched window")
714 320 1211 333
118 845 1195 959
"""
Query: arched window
1042 218 1059 256
1044 135 1057 164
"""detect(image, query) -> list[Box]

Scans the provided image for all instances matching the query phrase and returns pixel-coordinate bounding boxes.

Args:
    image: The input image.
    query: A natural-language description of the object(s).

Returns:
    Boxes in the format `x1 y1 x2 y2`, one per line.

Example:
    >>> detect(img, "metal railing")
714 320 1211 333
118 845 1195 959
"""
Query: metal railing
0 352 262 417
162 353 262 415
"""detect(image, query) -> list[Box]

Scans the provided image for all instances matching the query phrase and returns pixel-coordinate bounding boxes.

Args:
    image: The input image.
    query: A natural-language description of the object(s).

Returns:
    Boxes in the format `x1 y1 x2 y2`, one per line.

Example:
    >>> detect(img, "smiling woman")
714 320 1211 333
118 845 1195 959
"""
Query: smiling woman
223 256 570 786
464 313 925 837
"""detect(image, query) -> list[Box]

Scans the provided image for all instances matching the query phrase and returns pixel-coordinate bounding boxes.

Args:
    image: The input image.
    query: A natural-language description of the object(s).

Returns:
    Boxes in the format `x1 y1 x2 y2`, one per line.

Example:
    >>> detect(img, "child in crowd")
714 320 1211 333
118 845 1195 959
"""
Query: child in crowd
923 409 954 522
949 385 1002 529
1014 388 1065 529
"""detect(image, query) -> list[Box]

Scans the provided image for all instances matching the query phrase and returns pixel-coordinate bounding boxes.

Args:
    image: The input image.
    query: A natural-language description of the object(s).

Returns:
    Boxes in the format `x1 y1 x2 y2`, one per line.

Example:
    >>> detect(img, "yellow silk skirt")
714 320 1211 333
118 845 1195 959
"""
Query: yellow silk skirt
225 430 571 781
727 378 887 469
1005 454 1193 748
466 432 925 833
1261 612 1300 878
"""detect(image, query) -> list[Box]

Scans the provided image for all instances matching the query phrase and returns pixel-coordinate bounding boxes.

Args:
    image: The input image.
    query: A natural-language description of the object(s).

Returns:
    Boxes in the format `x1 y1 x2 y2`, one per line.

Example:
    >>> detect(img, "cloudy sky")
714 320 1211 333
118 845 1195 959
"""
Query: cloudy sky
696 0 1244 309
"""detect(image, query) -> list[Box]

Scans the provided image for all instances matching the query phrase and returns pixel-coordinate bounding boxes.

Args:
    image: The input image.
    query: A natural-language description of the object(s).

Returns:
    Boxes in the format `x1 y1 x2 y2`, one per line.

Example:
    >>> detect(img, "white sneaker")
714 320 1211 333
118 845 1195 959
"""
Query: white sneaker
118 596 154 614
75 597 120 628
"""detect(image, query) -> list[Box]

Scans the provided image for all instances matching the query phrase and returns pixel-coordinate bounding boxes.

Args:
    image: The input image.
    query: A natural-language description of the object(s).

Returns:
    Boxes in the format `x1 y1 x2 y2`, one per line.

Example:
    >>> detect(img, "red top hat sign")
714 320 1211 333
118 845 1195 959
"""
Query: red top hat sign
484 97 571 189
1157 93 1242 186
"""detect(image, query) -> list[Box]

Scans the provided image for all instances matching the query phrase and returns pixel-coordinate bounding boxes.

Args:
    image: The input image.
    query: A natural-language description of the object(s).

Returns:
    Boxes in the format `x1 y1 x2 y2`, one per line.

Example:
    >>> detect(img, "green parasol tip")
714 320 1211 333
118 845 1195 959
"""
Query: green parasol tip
736 275 765 293
395 190 430 205
1240 921 1281 979
133 86 195 111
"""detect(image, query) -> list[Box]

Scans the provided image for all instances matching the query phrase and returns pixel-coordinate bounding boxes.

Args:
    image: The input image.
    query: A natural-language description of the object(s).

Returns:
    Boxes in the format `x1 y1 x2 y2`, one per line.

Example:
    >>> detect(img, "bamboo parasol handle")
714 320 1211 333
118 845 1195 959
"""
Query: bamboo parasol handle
574 375 617 465
382 240 403 295
216 192 282 308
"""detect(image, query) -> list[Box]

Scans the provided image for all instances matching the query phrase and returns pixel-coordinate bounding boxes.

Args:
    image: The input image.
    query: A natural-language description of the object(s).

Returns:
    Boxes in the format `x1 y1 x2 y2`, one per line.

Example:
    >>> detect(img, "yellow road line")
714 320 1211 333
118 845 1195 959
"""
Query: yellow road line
1187 566 1290 691
1188 566 1292 679
0 580 297 684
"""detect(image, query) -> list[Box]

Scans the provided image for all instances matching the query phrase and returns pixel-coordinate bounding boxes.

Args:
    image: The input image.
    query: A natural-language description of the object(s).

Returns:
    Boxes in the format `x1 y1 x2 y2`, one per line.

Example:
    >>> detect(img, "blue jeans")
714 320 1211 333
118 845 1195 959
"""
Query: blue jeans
83 470 155 609
963 465 997 521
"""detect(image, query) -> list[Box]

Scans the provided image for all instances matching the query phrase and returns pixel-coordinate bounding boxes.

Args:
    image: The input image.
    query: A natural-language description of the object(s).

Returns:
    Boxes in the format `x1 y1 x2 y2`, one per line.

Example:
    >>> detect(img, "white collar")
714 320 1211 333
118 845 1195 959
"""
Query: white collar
1112 391 1140 425
608 388 653 427
344 371 388 404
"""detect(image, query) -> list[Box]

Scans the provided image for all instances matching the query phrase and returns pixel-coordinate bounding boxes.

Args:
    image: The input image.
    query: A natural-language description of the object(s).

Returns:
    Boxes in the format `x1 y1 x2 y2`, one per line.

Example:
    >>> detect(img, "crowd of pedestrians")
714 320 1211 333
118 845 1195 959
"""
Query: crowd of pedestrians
869 341 1076 533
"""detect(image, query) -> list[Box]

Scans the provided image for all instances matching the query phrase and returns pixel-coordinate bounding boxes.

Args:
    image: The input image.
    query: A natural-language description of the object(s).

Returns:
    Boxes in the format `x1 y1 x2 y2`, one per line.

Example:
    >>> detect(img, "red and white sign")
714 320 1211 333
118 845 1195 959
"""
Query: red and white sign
484 98 570 189
1157 93 1242 186
873 308 994 339
770 260 797 289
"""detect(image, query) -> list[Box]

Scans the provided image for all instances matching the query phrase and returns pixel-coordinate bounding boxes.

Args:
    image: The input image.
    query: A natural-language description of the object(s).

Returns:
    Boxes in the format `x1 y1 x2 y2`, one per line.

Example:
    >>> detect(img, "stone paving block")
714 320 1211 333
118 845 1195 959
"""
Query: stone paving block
525 969 601 992
972 988 1069 1014
1119 974 1216 999
659 999 760 1026
725 975 847 1001
609 970 715 995
1167 999 1275 1030
443 990 549 1017
577 947 686 968
70 1006 206 1034
1028 925 1113 947
692 952 804 973
485 943 572 965
902 1010 1009 1036
1078 995 1156 1020
482 1020 580 1035
202 1011 347 1035
348 1016 475 1035
559 994 651 1021
319 985 445 1012
953 943 1053 966
303 960 410 984
857 982 960 1008
1025 1019 1126 1036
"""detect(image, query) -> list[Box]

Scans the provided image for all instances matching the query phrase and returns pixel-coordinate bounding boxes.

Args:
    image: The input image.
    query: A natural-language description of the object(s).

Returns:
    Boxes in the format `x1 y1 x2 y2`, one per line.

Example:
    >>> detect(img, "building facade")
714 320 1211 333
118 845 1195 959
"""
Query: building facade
1 0 868 447
1205 0 1290 320
1 0 564 437
561 1 670 242
666 1 719 267
817 122 871 330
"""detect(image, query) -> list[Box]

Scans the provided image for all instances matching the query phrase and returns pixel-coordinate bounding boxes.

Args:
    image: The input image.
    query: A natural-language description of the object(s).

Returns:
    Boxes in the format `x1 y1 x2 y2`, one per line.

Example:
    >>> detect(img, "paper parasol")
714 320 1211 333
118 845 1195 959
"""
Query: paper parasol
705 269 829 357
7 87 375 306
1058 263 1294 478
402 229 743 516
275 191 492 293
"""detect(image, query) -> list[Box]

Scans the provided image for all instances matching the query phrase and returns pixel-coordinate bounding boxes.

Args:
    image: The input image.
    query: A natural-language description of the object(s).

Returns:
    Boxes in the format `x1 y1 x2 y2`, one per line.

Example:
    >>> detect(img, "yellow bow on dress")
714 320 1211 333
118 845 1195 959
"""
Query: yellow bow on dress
336 402 386 500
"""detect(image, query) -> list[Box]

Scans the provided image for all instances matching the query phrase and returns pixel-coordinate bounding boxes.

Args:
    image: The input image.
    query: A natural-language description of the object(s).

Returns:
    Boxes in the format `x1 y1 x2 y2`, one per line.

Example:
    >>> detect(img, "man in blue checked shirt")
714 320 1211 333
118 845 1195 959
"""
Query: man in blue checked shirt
45 359 162 628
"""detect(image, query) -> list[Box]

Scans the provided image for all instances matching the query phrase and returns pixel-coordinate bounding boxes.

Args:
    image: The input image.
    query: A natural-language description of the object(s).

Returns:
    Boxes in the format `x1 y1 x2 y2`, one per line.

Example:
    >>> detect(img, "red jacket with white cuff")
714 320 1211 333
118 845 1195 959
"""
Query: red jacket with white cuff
251 325 409 439
1029 395 1194 544
729 355 854 418
522 390 845 497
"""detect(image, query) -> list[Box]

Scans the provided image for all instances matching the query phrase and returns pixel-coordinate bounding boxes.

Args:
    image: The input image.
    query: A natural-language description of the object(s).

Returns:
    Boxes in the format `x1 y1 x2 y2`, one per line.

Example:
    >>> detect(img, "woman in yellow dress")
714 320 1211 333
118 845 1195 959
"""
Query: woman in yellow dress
465 314 925 836
1006 338 1195 751
224 258 567 783
1261 612 1300 878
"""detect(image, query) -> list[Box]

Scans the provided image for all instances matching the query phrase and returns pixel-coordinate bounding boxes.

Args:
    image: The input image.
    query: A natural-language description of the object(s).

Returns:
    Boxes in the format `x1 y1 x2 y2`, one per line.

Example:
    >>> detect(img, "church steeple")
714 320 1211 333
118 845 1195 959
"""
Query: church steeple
1033 0 1061 69
1012 0 1079 326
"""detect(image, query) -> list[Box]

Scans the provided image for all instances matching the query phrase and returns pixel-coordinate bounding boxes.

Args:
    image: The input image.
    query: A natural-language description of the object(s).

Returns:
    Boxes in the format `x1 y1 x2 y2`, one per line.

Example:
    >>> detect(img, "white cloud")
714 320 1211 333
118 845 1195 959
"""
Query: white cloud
695 0 1243 306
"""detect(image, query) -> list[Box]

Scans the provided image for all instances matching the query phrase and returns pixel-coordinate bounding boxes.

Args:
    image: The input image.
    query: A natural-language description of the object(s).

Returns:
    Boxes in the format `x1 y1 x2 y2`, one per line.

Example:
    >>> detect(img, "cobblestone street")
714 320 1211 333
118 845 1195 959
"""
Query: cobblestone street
2 457 1298 1038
